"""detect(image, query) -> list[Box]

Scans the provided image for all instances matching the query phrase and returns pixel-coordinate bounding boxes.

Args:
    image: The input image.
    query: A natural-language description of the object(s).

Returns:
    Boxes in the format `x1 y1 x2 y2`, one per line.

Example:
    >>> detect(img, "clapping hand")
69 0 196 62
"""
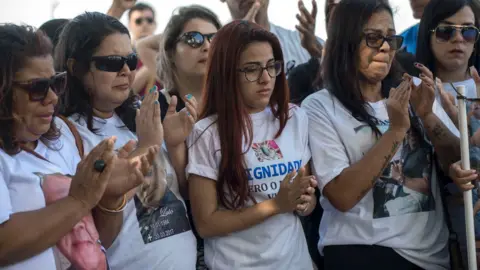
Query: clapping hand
294 168 317 216
69 138 117 211
409 63 435 119
163 94 198 148
295 0 323 58
387 74 411 133
274 167 316 214
136 86 163 150
103 140 159 197
113 0 136 10
243 1 261 23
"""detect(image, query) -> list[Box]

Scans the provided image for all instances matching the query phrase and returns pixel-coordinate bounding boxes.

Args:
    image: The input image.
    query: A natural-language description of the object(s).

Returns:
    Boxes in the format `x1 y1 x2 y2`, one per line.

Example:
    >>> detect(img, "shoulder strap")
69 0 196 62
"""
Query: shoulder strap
58 115 84 158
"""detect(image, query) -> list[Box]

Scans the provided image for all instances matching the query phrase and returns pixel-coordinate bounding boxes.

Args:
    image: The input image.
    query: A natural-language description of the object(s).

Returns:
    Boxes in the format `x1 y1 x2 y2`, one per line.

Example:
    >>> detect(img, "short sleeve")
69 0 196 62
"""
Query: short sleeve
0 160 12 224
296 107 312 166
186 123 220 181
301 95 351 193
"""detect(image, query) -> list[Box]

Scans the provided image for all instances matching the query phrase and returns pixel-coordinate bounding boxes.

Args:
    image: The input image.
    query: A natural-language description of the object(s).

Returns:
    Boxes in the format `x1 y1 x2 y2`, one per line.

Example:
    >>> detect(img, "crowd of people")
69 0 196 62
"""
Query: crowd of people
1 0 480 269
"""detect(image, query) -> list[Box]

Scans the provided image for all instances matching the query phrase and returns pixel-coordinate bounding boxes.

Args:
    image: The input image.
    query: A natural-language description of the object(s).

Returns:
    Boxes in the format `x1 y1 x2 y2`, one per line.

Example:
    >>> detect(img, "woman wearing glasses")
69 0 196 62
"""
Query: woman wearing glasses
302 0 459 269
187 20 317 270
153 5 221 270
416 0 480 127
420 0 480 266
156 5 221 119
0 24 154 270
55 12 198 269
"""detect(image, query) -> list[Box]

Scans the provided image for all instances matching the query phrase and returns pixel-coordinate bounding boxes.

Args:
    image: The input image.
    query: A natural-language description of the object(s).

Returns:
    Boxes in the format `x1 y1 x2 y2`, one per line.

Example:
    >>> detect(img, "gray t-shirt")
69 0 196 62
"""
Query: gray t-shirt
269 23 324 74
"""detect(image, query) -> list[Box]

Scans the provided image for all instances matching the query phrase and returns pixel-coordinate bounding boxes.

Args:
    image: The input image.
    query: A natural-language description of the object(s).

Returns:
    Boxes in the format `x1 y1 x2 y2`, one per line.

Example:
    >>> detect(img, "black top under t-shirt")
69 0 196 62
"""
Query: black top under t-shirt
158 90 186 121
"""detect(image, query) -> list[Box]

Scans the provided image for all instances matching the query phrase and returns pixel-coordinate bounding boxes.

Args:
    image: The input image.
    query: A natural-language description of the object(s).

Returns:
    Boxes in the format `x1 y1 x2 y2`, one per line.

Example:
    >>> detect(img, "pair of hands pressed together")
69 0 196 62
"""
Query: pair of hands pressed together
68 87 198 211
274 167 317 215
386 63 437 134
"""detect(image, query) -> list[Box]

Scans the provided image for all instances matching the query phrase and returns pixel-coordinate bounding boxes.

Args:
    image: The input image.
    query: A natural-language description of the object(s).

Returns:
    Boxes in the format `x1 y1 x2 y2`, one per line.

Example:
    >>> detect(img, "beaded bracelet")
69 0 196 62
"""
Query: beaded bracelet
97 194 127 213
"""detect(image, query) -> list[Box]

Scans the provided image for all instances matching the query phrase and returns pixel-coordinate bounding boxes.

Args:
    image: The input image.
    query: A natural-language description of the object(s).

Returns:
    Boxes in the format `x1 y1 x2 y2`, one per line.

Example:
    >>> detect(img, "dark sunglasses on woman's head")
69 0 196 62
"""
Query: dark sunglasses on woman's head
364 32 404 50
135 17 154 25
177 31 215 48
431 25 480 43
92 53 138 73
13 72 66 102
237 60 283 82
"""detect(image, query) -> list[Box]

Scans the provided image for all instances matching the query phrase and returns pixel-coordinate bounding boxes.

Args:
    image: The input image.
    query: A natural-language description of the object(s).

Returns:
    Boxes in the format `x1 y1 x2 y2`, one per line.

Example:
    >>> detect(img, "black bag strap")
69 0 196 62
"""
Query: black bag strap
434 152 465 270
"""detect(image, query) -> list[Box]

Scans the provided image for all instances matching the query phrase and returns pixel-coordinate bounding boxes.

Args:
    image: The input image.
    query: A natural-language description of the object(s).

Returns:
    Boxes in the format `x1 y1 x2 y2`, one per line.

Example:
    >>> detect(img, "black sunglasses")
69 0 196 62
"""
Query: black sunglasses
177 31 215 48
135 17 154 25
91 53 138 73
363 32 404 50
237 60 283 82
431 25 480 43
13 72 66 102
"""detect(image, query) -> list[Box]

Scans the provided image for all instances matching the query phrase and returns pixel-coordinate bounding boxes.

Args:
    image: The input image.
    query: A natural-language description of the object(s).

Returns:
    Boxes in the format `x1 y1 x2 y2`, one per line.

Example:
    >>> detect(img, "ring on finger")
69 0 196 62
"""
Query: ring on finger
94 159 106 173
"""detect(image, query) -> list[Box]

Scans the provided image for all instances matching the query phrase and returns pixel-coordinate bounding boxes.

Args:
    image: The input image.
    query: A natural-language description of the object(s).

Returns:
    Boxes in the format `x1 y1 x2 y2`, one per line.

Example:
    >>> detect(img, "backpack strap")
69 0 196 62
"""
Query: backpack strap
58 115 84 158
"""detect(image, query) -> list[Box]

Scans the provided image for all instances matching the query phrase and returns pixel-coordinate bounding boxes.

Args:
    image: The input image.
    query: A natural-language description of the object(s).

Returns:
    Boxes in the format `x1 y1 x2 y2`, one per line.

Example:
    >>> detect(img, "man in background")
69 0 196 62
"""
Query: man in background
220 0 324 75
107 1 157 46
127 3 157 46
400 0 431 54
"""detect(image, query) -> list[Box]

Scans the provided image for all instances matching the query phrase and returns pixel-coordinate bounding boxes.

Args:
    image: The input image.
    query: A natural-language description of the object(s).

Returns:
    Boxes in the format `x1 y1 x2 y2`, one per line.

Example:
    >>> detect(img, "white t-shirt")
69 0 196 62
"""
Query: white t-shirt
0 118 81 270
69 113 197 270
302 90 455 270
269 23 324 74
186 106 312 270
439 78 477 101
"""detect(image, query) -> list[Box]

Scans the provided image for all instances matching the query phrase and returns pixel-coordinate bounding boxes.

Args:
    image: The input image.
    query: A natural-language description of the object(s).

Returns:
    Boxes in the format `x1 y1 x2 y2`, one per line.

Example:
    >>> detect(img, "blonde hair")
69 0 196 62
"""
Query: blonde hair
156 5 221 91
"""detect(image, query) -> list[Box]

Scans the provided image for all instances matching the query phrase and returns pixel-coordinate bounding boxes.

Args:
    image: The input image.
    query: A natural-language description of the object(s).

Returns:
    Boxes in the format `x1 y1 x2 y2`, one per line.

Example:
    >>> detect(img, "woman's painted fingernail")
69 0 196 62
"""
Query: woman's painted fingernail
186 94 193 100
187 112 191 116
154 100 159 104
149 86 157 93
415 62 423 67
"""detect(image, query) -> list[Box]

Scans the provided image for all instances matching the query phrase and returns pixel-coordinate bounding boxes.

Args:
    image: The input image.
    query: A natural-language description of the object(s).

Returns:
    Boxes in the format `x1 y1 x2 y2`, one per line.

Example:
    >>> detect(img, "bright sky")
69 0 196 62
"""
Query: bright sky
0 0 418 38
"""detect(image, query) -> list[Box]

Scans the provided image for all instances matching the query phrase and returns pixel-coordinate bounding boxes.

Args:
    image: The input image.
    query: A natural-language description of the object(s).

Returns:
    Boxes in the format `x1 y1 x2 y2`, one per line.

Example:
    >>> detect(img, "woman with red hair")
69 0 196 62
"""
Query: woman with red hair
187 20 317 269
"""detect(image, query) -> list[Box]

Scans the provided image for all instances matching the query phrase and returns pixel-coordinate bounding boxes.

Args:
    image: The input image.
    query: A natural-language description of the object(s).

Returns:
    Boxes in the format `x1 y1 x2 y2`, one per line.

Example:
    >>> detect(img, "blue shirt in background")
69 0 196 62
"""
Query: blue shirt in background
400 23 420 55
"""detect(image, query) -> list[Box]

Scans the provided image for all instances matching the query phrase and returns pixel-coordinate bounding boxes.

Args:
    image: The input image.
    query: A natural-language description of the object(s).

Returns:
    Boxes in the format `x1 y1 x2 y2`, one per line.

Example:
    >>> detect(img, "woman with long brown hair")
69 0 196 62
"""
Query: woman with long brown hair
187 20 317 269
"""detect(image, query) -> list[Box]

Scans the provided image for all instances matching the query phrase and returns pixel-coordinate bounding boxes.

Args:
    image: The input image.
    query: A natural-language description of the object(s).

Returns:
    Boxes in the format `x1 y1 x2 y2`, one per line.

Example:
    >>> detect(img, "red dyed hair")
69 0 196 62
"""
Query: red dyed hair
199 20 290 210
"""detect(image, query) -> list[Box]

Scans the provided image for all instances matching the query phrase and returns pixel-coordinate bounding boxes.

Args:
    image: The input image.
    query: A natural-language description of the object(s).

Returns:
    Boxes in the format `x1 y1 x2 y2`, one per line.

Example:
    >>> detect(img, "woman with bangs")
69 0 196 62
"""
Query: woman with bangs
187 20 317 270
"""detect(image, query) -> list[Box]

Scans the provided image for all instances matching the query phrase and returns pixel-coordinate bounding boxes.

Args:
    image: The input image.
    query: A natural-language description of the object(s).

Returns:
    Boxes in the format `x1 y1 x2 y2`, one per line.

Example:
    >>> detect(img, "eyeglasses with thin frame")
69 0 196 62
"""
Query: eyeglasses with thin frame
91 53 138 73
135 17 154 25
363 32 404 50
237 60 283 82
430 25 480 43
177 31 216 49
12 72 67 102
